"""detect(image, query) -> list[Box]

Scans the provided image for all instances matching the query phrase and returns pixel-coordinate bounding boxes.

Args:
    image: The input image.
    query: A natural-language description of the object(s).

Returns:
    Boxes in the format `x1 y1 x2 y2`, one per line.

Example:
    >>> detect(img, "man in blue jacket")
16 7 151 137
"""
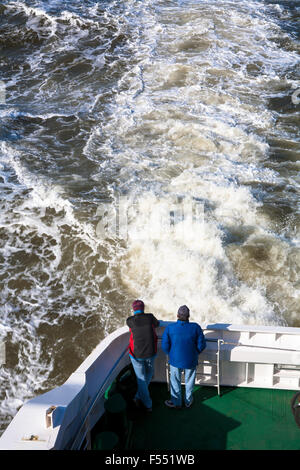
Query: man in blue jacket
162 305 206 408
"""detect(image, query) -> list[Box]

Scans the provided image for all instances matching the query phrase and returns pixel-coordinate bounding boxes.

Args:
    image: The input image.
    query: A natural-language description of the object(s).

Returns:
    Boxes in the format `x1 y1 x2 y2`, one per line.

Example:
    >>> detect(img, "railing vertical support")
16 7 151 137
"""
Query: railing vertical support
217 339 224 396
166 357 170 392
86 417 92 450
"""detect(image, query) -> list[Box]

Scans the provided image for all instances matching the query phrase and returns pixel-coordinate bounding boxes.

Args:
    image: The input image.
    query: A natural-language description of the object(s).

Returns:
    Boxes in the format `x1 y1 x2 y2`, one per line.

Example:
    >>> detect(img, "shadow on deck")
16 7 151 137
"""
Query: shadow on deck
127 384 239 450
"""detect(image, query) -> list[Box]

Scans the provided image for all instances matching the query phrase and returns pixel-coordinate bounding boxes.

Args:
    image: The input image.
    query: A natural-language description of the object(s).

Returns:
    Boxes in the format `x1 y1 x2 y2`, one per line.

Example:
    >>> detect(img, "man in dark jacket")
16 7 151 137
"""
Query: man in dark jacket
162 305 206 408
126 300 159 411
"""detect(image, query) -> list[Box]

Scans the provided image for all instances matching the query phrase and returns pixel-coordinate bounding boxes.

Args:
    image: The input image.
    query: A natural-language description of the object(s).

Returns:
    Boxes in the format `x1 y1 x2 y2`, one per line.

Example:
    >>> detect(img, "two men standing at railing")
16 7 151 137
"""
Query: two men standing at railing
126 300 206 412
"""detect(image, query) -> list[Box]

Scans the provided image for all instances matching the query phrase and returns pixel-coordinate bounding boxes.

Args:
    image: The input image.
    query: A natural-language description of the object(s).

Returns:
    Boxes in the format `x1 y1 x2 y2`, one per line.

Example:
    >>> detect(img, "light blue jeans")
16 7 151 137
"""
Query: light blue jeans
169 365 196 407
130 355 155 409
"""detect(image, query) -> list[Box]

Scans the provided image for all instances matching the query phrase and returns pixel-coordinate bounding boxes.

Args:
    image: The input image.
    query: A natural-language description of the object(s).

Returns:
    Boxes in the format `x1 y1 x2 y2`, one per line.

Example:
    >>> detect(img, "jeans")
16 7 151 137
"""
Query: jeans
169 365 196 407
130 355 155 409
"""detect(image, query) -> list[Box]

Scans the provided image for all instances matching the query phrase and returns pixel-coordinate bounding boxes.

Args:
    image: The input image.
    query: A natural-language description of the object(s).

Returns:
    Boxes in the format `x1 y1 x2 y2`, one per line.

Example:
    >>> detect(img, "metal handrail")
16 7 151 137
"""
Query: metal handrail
160 335 300 352
205 338 300 352
216 339 224 395
70 347 129 450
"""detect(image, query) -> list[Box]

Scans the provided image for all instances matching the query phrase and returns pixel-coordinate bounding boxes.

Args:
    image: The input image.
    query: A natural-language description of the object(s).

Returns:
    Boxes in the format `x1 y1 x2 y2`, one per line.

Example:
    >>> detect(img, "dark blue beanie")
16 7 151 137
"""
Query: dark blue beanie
177 305 190 320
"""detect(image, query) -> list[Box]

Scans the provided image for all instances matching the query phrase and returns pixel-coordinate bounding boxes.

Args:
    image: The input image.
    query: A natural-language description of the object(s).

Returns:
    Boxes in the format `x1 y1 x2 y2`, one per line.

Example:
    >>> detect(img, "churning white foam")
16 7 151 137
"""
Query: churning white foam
93 0 299 326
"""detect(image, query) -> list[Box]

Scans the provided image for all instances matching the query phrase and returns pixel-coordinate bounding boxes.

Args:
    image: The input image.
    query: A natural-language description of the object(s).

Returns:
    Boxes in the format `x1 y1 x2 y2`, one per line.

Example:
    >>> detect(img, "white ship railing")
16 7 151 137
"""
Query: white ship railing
70 347 129 450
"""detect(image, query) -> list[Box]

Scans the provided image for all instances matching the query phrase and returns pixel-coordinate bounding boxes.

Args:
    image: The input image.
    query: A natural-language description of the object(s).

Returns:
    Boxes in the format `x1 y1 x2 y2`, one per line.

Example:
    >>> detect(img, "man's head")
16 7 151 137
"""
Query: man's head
177 305 190 321
132 299 145 314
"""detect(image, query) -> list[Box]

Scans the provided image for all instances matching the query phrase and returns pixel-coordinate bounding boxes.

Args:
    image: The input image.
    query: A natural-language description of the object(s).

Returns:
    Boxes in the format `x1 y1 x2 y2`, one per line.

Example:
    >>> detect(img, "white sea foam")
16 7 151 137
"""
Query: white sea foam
93 0 299 327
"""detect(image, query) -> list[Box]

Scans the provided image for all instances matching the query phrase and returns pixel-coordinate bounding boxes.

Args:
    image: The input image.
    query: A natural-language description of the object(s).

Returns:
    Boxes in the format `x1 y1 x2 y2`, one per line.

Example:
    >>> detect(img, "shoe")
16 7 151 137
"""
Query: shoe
133 398 142 408
185 397 194 408
164 400 181 409
134 398 152 412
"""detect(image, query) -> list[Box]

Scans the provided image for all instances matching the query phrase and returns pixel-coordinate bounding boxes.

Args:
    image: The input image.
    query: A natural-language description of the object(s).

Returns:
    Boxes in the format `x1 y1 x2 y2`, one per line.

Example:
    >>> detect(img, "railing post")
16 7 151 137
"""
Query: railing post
166 357 170 392
86 417 92 450
217 339 224 396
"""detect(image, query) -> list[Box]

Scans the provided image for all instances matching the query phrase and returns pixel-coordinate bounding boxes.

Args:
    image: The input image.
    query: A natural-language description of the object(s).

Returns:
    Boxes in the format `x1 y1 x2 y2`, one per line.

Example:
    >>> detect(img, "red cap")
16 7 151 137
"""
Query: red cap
132 300 144 312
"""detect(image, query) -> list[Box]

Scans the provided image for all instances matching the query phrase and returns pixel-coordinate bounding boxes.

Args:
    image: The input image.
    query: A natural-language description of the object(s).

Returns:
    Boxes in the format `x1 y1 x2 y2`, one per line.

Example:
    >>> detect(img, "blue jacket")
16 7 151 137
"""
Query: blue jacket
162 320 206 369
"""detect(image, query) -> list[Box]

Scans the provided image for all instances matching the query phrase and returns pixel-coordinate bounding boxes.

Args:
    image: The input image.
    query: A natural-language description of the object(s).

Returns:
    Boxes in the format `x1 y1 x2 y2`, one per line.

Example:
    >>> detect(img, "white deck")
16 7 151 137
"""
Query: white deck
0 322 300 450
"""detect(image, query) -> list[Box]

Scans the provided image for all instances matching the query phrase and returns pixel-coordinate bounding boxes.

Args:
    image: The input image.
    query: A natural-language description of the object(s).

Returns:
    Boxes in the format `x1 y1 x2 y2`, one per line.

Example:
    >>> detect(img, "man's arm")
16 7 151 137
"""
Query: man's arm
161 327 171 354
197 326 206 353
